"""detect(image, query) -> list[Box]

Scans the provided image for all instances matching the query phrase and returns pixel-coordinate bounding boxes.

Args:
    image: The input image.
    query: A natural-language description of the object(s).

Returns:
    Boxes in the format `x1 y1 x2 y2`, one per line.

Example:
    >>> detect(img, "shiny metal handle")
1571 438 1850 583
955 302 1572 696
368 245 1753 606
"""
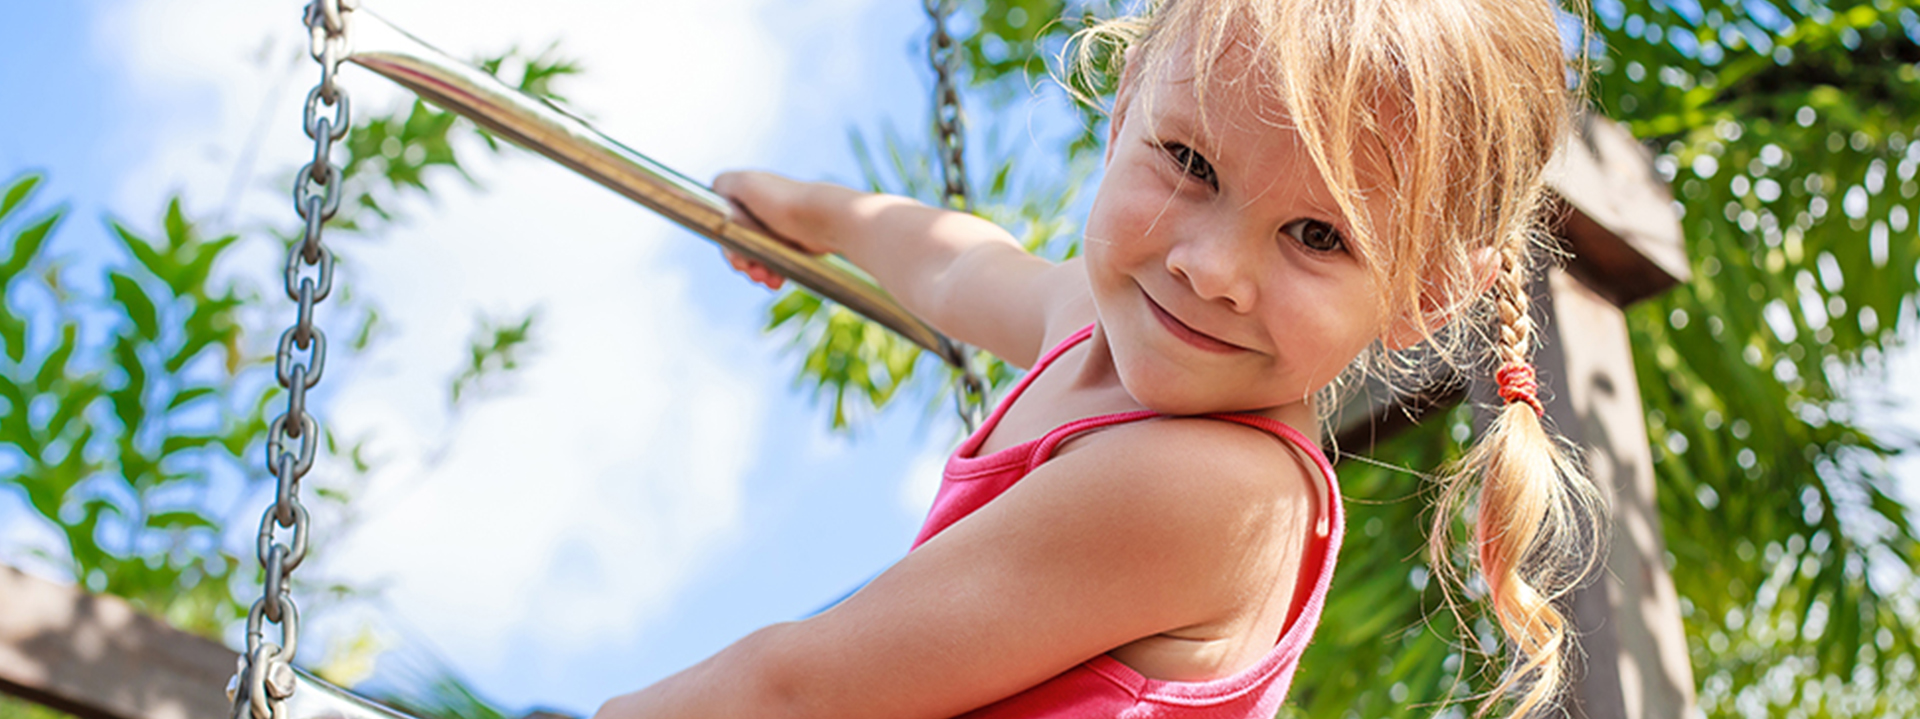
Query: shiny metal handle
343 8 965 368
283 667 424 719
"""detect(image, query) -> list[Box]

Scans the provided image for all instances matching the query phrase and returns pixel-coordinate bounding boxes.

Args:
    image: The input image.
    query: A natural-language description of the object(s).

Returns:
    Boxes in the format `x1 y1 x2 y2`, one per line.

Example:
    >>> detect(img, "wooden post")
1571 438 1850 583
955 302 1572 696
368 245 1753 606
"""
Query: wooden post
1513 268 1697 719
0 564 237 719
1535 116 1697 719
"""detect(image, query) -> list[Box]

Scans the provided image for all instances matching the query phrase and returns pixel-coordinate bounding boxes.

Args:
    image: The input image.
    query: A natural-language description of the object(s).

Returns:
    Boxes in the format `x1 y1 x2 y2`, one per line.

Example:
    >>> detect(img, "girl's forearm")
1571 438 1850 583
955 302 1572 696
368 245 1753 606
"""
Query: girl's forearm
593 624 807 719
793 182 1025 329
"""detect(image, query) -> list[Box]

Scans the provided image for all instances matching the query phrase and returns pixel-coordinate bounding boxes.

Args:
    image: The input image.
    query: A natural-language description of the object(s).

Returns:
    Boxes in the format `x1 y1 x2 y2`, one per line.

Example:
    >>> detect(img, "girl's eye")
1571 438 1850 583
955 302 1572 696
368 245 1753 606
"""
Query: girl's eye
1283 218 1346 254
1161 142 1217 189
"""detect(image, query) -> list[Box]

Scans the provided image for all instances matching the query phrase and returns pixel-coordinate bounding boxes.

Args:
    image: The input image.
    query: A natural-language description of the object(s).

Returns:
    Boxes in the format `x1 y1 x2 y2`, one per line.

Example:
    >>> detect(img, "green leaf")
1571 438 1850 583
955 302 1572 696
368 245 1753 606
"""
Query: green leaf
166 386 216 411
158 434 218 456
145 511 216 531
2 210 63 280
0 309 25 364
42 381 104 441
30 324 79 392
109 219 168 279
162 197 189 252
109 336 146 432
110 273 160 340
171 232 238 297
0 172 41 221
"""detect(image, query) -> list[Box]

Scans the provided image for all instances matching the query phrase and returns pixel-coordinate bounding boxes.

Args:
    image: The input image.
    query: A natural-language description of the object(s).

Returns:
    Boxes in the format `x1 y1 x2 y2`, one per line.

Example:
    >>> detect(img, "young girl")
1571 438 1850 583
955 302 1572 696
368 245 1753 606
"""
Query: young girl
596 0 1601 717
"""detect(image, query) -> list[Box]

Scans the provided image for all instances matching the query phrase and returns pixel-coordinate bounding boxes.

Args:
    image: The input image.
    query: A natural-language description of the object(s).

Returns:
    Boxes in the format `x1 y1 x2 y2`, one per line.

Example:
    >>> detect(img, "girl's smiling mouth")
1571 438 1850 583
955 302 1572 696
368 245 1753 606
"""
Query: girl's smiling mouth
1141 286 1251 354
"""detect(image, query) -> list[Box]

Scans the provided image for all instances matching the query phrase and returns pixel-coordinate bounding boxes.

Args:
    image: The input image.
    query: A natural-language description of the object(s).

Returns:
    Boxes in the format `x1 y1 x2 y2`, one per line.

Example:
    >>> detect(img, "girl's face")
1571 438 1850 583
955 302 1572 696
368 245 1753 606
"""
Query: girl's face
1084 60 1397 418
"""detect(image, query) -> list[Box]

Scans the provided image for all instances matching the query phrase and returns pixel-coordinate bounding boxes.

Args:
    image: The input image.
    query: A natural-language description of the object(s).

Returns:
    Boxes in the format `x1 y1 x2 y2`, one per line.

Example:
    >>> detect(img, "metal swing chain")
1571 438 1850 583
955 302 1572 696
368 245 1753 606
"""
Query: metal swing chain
229 2 352 717
924 0 988 433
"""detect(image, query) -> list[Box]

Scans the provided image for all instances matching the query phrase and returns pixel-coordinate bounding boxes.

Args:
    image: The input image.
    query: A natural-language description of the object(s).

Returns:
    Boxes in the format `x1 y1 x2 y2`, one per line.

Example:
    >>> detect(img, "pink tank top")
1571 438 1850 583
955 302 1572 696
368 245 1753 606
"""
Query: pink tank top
910 325 1345 719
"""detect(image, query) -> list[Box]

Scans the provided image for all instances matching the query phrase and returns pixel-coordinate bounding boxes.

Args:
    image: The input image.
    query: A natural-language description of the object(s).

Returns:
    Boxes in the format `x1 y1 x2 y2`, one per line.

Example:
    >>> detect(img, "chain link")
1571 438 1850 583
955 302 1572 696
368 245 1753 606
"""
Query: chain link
924 0 971 212
230 2 351 717
923 0 988 433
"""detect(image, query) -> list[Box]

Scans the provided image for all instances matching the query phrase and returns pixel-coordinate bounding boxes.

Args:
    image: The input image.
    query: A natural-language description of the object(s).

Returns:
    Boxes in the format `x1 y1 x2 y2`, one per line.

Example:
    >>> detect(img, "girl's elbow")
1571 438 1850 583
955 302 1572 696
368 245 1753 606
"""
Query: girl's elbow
728 622 831 719
591 623 820 719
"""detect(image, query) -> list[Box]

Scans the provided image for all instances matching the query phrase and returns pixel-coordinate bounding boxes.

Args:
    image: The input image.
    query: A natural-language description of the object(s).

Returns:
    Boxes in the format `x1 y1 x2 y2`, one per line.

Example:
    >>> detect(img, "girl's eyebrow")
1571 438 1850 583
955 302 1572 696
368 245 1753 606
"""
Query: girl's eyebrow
1302 193 1345 222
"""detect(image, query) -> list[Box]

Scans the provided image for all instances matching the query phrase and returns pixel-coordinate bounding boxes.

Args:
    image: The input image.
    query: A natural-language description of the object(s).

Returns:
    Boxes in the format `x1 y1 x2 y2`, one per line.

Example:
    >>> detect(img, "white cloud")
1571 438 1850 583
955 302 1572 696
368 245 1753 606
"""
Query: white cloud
90 0 851 673
314 155 767 664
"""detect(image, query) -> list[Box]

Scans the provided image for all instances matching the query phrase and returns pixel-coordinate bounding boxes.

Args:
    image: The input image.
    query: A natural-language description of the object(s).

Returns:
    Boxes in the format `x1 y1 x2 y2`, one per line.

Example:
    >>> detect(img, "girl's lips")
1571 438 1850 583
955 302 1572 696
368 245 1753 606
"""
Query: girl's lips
1144 290 1247 353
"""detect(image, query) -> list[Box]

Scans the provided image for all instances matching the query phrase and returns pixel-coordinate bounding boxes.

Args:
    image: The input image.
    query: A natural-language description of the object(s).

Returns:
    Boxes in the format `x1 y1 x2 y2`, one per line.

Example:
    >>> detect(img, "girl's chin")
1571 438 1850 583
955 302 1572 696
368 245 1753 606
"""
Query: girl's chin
1112 361 1243 415
1115 365 1316 419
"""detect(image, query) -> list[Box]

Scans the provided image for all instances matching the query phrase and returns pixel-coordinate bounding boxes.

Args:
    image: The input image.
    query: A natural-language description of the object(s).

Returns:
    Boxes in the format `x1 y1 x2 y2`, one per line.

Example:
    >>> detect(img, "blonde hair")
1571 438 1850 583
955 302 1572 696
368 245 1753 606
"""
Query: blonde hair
1067 1 1606 717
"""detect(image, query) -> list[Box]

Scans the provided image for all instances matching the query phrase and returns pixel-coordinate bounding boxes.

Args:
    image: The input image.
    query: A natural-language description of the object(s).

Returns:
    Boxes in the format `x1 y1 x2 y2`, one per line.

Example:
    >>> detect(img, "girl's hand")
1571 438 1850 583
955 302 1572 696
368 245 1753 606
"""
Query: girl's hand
712 169 1068 367
712 170 835 291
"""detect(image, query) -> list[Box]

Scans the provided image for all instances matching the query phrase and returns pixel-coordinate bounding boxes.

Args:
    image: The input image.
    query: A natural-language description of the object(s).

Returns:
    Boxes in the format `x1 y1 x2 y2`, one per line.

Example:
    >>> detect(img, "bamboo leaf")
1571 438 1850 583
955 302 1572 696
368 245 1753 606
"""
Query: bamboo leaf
172 232 238 297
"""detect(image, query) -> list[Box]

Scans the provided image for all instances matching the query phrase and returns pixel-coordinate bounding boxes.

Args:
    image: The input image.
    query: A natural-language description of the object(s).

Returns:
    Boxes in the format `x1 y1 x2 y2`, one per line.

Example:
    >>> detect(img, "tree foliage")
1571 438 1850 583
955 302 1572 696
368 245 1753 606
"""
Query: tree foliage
0 45 578 719
1591 1 1920 716
765 0 1112 429
0 176 263 637
770 1 1920 717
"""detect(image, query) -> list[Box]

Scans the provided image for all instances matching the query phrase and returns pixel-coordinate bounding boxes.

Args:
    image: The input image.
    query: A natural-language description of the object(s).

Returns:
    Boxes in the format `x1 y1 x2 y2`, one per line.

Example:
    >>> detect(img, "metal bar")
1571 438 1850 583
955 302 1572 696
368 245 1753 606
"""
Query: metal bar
284 668 424 719
341 7 964 368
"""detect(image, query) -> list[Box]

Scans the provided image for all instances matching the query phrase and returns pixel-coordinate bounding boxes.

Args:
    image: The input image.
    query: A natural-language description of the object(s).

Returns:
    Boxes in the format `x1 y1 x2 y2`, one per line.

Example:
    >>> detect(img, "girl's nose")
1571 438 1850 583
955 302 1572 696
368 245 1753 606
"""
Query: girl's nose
1165 231 1258 313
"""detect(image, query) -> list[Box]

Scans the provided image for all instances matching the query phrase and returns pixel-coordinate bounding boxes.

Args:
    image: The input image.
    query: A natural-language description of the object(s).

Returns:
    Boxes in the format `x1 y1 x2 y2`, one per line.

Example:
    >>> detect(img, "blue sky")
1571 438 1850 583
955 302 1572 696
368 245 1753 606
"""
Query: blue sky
0 0 1074 713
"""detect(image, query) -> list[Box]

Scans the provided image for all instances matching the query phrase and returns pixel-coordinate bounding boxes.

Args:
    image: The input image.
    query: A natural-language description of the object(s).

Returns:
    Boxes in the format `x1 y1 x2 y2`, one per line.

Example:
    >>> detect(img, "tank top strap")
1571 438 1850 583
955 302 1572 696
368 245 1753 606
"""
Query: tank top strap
1200 414 1342 540
1202 413 1344 655
1023 409 1162 474
1042 411 1347 706
1036 324 1097 368
1024 409 1344 635
956 324 1099 459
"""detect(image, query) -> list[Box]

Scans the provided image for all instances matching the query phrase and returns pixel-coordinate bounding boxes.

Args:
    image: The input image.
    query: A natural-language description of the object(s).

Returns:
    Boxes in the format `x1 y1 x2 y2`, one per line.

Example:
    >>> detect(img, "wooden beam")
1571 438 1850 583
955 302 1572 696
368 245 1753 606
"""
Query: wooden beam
1328 375 1464 454
1537 268 1697 719
0 565 236 719
1547 114 1692 308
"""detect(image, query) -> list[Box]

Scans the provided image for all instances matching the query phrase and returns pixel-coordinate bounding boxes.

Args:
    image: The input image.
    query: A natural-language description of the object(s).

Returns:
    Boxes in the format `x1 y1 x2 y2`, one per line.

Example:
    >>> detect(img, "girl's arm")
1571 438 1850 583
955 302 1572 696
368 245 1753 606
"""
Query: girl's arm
590 418 1320 719
713 171 1080 367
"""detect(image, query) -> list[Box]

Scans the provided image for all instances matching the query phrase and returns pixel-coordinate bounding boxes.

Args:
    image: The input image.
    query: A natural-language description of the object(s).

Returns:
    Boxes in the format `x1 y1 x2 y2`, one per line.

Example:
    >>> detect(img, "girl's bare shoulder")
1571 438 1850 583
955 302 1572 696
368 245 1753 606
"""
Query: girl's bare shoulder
1053 415 1322 538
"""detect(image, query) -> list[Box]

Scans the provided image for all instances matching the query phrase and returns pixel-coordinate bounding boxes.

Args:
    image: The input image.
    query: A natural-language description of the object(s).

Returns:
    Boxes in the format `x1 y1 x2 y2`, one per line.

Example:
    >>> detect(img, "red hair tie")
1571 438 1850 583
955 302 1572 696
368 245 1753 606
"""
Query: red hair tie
1495 363 1545 416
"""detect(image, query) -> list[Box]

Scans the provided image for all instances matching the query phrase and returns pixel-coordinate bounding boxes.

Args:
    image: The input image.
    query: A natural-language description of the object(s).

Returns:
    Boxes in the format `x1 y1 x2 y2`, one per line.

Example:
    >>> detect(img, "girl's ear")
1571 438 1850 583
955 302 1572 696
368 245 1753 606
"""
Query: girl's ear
1382 246 1502 351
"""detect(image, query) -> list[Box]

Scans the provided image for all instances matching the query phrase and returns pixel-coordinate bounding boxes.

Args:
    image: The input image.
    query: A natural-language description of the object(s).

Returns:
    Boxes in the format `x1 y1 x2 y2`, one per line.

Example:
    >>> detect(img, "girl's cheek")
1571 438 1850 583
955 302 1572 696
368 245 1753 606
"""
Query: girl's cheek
1107 184 1183 242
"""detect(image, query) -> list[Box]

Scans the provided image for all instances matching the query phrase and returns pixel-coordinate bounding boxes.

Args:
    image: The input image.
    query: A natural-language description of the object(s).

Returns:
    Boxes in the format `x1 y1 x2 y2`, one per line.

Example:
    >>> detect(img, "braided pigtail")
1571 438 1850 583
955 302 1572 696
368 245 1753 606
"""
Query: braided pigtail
1433 234 1606 718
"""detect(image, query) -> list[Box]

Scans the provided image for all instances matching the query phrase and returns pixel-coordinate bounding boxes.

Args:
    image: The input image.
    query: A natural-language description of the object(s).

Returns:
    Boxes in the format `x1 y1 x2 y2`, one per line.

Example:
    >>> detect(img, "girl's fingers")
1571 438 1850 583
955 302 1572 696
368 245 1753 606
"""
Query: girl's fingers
723 247 786 291
714 170 814 291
